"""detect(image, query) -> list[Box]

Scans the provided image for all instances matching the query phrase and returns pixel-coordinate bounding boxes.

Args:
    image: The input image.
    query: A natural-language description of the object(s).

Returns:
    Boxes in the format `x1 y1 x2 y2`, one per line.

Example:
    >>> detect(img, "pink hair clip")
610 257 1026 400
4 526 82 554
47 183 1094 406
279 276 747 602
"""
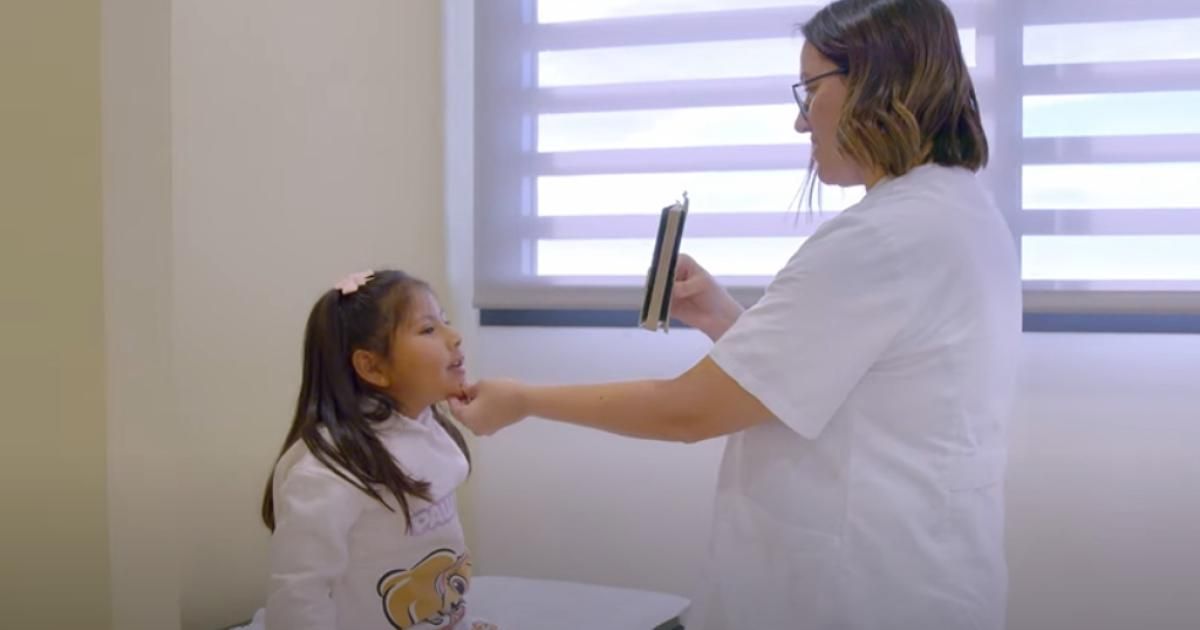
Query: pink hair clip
335 270 374 295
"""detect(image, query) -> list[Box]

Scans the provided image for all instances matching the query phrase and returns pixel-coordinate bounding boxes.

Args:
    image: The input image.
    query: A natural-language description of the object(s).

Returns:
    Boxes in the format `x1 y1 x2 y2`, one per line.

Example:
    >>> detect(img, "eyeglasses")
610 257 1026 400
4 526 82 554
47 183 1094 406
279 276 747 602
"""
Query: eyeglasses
791 68 847 121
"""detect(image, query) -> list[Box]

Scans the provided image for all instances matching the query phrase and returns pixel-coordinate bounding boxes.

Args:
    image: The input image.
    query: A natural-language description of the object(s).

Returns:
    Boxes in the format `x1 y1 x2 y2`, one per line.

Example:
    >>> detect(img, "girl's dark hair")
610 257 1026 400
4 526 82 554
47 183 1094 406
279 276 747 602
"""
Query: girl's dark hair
799 0 988 204
261 269 470 532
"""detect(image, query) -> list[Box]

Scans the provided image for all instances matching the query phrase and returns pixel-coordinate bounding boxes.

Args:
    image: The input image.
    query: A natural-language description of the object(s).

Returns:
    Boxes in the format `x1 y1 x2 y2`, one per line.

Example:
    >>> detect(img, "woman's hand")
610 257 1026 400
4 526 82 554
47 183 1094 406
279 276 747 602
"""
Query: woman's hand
448 379 530 436
671 254 744 341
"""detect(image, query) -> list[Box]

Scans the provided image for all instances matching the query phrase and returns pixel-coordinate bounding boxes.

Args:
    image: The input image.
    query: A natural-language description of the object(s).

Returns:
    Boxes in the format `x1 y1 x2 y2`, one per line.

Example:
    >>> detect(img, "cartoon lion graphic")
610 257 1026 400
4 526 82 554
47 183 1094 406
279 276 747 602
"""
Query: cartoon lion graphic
378 548 472 629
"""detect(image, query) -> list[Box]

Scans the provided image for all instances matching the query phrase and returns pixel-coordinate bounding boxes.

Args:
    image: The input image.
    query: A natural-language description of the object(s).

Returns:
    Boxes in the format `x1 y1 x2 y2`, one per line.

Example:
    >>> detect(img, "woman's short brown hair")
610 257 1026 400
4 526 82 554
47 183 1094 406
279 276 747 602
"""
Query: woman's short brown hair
803 0 988 177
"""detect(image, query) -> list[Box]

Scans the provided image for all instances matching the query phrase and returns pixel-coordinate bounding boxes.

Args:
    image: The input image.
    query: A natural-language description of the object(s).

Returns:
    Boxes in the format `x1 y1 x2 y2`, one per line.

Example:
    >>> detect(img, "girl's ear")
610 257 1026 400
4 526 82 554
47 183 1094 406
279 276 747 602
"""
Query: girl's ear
351 349 389 388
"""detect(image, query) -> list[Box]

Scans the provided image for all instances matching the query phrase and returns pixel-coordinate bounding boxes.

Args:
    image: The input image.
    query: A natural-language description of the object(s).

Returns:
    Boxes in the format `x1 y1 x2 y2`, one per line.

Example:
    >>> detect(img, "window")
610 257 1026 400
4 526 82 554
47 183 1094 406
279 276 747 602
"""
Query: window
473 0 1200 329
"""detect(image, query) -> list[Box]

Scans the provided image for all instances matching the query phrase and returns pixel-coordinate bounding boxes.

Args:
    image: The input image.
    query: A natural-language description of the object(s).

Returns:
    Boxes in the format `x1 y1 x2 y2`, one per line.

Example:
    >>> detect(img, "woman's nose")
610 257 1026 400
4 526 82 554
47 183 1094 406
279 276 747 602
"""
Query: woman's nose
794 111 811 134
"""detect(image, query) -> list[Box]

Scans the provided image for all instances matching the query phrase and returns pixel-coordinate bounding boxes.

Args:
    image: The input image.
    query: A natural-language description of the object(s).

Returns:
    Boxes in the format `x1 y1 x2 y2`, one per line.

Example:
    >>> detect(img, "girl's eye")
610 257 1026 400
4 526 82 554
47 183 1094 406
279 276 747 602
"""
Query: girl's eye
420 327 436 335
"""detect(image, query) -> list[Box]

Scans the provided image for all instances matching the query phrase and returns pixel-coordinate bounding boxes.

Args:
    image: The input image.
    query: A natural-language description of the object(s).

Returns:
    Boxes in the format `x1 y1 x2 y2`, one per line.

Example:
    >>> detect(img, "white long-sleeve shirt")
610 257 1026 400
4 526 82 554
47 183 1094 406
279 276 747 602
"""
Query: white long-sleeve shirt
265 408 479 630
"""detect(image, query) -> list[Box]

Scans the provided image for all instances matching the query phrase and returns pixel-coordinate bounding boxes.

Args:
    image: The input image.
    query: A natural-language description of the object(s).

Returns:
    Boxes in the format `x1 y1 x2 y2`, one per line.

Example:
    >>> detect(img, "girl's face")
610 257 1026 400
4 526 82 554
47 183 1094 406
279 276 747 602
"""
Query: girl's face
795 43 865 187
371 288 466 415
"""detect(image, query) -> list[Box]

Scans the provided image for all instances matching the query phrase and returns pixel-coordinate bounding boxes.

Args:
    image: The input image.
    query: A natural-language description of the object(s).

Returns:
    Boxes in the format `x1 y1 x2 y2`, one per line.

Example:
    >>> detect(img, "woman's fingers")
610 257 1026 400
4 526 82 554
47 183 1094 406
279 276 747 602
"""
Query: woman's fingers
672 275 704 299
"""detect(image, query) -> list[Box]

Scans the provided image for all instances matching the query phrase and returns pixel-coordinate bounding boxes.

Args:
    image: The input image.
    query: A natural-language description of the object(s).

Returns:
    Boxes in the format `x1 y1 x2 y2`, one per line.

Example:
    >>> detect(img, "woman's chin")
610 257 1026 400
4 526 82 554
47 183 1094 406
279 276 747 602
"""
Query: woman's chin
816 164 861 188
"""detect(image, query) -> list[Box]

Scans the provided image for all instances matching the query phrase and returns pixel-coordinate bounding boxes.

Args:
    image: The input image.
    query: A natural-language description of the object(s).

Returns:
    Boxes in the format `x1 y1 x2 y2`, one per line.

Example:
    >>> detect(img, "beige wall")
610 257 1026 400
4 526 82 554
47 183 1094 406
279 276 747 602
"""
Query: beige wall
170 1 447 627
2 1 448 627
0 1 112 627
102 0 180 629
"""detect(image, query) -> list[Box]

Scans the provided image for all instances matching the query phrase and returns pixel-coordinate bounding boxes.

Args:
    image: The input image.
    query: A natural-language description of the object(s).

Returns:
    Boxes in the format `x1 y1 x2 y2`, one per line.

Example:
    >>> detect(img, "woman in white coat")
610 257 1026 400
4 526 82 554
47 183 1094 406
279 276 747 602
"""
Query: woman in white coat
451 0 1021 627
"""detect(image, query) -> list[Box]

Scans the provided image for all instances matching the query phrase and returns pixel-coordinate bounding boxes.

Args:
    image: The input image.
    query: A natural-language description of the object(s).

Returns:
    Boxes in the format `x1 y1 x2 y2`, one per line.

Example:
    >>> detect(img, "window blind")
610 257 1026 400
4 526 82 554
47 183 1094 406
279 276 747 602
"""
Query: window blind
474 0 1200 315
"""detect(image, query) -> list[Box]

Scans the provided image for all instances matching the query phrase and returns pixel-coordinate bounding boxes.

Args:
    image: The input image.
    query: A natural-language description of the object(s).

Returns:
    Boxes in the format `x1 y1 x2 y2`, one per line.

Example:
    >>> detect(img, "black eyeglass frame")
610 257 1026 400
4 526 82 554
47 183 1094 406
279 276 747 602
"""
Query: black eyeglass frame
791 68 848 120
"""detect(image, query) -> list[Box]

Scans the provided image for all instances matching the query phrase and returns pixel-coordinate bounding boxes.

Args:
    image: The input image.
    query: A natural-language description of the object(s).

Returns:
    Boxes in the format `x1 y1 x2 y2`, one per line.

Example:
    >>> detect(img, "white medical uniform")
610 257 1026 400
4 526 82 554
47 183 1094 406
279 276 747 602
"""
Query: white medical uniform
690 164 1021 630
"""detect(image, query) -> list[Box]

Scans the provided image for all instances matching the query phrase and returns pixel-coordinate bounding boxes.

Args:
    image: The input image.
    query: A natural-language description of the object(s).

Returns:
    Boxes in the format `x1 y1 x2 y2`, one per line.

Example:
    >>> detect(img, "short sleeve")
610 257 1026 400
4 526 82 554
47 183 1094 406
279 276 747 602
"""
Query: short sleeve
265 464 364 630
709 214 916 439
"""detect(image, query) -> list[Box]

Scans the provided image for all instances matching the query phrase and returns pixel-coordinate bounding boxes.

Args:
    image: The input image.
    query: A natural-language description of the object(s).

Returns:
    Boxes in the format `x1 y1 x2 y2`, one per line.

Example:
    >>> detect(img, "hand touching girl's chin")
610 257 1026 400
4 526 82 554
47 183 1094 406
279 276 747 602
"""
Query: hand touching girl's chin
447 379 528 436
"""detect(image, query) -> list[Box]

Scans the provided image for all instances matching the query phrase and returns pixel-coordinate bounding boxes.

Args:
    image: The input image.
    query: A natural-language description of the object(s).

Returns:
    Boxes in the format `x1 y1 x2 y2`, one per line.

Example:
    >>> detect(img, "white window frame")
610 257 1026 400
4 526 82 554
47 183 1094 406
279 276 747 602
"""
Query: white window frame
467 0 1200 332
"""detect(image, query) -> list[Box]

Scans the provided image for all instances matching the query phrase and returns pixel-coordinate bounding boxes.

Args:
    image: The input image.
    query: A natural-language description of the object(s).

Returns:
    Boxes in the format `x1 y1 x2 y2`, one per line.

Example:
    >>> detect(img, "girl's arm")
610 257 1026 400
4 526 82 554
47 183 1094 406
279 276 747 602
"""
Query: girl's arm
451 356 774 442
265 465 363 630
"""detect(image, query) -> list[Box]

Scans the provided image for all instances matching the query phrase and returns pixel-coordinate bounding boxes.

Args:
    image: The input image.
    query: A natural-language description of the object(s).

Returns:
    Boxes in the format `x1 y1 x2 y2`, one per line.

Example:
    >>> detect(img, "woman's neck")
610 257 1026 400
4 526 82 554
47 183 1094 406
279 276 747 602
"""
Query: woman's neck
864 167 887 190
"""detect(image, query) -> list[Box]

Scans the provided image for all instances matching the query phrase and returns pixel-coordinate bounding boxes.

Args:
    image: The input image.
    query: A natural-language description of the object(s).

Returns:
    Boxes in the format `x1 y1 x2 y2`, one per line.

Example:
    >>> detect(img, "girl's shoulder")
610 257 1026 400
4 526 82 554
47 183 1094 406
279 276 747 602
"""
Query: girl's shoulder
270 440 371 522
273 437 359 494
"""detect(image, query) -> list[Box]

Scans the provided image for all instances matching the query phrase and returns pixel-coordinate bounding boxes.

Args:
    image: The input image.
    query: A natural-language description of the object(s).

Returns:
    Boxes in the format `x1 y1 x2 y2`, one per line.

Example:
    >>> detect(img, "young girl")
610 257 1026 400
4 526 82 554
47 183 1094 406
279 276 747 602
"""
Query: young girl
261 269 495 630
